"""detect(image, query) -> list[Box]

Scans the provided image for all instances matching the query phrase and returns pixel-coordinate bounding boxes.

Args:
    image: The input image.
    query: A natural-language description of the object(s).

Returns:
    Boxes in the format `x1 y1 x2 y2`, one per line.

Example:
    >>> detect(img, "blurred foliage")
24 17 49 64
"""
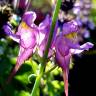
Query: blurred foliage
90 9 96 24
90 0 96 24
31 0 52 13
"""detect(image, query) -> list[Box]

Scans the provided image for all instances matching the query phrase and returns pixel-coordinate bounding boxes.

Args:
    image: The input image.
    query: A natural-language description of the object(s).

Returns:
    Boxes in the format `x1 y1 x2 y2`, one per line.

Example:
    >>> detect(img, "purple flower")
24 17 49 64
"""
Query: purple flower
37 15 58 57
55 20 94 96
37 15 51 57
6 11 39 83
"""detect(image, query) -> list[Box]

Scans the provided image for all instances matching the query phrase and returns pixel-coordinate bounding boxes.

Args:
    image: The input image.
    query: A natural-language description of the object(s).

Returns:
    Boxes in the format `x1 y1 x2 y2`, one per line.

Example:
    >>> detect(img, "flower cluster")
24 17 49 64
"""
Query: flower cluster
3 11 94 95
73 0 95 40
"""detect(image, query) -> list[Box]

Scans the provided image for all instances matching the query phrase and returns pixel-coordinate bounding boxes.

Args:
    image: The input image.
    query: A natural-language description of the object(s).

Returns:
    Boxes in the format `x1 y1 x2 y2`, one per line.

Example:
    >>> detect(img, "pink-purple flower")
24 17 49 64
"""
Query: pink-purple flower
37 15 51 57
4 11 39 83
55 20 93 96
37 14 57 57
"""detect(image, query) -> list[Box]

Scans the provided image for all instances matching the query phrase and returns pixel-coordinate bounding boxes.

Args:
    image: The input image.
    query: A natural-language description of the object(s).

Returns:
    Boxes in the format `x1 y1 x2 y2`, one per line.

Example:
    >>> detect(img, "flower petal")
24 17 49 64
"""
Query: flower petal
3 24 20 43
38 15 51 57
22 11 36 27
80 42 94 50
62 20 79 35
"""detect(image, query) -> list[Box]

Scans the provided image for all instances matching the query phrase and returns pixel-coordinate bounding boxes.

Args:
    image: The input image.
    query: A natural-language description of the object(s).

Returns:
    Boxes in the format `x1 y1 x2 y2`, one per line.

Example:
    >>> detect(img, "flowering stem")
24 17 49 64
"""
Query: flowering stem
30 0 61 96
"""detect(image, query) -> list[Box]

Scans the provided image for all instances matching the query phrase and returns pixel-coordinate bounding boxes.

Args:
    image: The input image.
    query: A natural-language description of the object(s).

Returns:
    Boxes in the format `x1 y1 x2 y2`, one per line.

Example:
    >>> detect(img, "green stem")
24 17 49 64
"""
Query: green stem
45 65 57 75
30 0 61 96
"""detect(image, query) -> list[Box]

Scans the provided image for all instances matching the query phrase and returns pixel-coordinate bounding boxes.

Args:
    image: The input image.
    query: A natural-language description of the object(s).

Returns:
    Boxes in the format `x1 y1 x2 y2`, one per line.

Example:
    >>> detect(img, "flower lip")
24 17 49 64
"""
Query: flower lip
22 11 36 26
